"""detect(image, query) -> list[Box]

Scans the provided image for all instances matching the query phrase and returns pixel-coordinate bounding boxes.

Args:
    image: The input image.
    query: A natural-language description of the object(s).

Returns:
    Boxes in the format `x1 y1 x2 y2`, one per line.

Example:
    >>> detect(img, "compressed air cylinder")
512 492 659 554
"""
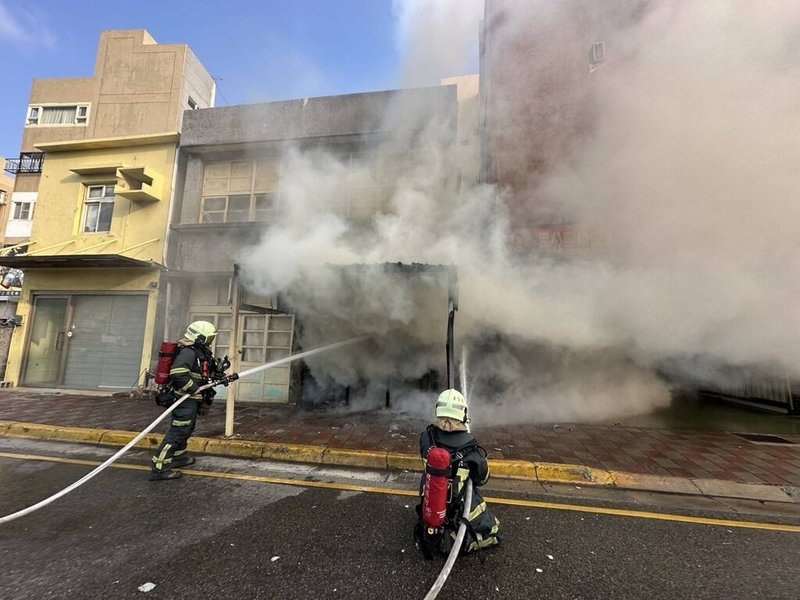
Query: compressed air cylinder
422 447 452 529
154 341 178 385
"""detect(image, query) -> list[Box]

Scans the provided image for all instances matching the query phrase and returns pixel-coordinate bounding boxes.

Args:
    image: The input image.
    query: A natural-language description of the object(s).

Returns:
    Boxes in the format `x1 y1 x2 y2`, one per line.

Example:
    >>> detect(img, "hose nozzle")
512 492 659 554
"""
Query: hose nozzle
215 373 239 387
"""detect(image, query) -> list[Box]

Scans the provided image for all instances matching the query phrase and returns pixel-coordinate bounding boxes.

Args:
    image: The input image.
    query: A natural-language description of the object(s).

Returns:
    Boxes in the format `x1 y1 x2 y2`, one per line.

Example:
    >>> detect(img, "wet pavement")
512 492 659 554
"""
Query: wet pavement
1 439 799 600
611 393 800 436
1 389 799 487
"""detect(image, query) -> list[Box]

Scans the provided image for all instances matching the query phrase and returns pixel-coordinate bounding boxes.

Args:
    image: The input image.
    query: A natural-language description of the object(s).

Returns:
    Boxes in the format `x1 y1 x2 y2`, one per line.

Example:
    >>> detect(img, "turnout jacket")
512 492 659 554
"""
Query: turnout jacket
419 427 490 489
169 342 213 401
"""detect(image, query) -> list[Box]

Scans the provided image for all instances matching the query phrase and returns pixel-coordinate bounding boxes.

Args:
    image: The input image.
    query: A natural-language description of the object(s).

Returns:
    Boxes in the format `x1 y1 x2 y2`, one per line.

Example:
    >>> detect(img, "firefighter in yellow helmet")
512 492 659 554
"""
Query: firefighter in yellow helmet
416 388 502 555
150 321 224 481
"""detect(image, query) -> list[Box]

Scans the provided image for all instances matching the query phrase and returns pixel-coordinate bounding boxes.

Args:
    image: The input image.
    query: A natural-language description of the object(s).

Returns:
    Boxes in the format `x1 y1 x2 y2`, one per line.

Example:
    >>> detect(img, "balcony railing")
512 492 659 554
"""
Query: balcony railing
4 152 45 175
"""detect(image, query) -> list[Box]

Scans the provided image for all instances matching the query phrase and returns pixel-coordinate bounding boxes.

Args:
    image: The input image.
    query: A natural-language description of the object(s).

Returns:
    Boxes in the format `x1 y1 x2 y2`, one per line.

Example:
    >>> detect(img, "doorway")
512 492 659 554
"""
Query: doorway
22 294 148 389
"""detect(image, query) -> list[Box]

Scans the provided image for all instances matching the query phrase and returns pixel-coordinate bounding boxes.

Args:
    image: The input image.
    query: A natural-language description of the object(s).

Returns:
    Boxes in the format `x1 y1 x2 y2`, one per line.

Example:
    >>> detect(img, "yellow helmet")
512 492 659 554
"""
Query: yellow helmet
184 320 217 345
435 388 468 422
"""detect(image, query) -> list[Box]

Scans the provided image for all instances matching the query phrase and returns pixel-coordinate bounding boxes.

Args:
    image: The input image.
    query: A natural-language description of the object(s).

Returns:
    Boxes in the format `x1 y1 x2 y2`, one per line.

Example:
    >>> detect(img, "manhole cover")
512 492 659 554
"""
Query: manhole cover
734 433 795 445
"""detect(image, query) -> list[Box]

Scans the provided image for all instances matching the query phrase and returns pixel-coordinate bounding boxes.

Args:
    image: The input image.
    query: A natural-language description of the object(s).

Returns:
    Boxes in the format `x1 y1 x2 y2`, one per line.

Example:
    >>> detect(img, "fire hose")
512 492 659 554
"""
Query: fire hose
0 337 366 526
423 478 473 600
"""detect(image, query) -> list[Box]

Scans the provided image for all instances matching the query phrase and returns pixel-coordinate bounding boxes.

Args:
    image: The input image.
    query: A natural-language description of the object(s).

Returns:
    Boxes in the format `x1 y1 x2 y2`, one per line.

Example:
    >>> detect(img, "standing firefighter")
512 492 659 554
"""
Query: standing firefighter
415 388 502 557
150 320 228 481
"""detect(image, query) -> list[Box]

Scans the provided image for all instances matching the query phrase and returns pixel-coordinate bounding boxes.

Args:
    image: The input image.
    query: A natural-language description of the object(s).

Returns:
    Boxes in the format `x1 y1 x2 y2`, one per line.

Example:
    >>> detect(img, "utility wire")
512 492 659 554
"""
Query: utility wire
212 76 233 107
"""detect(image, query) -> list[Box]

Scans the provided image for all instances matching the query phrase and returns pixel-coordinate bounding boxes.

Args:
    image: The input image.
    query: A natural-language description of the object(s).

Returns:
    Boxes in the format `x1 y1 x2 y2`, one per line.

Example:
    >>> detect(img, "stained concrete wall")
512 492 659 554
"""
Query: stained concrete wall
171 86 459 276
180 86 456 148
481 0 650 248
20 29 214 153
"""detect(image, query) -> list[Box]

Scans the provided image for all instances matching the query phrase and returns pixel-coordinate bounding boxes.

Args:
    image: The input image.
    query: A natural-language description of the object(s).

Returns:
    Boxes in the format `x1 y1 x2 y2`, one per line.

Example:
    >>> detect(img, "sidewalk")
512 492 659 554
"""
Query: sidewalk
1 389 799 501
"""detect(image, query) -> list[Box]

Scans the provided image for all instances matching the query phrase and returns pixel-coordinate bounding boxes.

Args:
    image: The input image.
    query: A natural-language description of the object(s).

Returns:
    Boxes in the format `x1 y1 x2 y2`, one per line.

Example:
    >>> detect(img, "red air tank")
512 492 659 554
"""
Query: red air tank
422 447 451 529
154 341 178 385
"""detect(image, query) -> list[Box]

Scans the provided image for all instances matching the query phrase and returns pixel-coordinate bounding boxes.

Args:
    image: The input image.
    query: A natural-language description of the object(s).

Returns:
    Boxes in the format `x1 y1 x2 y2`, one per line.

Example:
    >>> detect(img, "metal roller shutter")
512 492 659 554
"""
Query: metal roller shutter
62 295 148 389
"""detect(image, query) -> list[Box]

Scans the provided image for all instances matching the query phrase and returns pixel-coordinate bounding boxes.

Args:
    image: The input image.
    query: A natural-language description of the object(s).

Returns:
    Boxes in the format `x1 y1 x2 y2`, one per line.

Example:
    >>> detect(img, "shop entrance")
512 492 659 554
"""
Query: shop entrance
22 294 148 390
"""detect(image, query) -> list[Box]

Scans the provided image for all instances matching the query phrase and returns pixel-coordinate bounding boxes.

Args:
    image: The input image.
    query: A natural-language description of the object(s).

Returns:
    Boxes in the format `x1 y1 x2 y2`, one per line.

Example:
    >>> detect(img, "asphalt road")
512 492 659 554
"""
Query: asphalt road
0 438 799 600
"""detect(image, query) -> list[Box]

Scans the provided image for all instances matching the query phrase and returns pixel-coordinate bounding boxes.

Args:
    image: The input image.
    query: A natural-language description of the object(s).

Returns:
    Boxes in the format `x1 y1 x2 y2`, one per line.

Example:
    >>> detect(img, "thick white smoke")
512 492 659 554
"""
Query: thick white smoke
241 0 800 424
534 0 800 377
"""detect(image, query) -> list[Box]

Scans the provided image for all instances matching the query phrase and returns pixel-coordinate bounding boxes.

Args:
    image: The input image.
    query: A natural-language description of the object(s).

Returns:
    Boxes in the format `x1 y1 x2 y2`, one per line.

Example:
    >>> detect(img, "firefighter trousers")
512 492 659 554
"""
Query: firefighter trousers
151 399 200 472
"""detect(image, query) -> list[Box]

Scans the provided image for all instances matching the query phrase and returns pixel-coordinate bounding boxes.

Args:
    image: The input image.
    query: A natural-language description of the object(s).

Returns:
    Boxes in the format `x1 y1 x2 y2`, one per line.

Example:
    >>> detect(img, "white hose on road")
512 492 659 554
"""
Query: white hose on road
0 337 366 525
423 478 474 600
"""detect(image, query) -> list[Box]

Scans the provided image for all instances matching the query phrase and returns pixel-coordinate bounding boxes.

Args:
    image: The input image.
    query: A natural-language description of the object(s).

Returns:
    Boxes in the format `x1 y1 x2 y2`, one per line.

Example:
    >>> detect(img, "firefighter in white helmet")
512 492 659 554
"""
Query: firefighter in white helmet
150 320 226 481
415 388 502 555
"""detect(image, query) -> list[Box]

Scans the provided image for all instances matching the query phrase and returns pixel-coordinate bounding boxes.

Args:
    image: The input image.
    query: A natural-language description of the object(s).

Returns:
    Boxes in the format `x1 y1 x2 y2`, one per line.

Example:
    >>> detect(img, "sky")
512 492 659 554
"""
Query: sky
0 0 444 158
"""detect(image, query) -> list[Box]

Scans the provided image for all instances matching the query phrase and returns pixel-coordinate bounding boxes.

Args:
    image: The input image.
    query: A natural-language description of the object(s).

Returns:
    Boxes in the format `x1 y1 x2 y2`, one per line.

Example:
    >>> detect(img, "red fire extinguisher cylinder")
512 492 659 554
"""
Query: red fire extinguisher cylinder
154 341 178 385
422 447 451 529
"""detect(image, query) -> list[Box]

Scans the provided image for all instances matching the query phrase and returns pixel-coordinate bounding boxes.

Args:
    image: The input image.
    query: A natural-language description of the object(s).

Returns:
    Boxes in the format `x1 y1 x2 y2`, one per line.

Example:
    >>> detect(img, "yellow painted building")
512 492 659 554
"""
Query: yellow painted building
0 28 213 390
4 135 179 389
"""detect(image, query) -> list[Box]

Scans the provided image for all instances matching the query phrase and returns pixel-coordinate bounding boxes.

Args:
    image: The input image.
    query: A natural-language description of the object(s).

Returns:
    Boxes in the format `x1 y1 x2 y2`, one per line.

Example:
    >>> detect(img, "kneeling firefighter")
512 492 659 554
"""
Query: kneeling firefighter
150 320 230 481
415 388 502 558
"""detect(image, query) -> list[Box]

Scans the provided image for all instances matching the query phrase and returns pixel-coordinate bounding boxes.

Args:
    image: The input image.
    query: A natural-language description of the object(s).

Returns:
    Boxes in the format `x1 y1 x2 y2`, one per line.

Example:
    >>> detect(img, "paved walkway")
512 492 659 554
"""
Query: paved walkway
1 389 799 488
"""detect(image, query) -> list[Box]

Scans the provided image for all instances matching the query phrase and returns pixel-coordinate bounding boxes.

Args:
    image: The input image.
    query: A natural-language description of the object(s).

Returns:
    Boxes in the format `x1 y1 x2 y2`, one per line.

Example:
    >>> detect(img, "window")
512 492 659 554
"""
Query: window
189 313 232 359
26 104 90 126
12 201 34 221
75 105 88 124
0 191 7 205
83 184 115 233
199 153 407 224
188 97 199 110
590 42 605 65
240 314 293 363
201 160 282 223
26 107 39 125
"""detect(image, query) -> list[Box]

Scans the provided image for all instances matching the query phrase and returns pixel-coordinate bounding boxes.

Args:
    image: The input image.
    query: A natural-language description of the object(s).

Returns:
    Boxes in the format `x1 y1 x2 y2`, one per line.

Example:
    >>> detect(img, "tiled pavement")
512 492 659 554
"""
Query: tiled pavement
1 389 799 487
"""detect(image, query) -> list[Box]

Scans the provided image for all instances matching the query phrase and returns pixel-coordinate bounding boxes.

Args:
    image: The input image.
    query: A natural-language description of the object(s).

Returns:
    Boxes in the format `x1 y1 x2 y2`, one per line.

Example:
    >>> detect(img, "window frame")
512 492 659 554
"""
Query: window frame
82 183 116 234
12 201 35 221
200 159 282 224
590 41 605 65
26 103 91 127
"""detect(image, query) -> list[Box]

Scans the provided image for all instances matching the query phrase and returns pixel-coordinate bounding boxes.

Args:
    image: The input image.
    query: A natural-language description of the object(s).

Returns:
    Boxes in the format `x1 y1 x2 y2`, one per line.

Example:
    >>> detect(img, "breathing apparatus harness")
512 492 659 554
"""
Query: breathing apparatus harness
416 425 487 560
153 340 233 408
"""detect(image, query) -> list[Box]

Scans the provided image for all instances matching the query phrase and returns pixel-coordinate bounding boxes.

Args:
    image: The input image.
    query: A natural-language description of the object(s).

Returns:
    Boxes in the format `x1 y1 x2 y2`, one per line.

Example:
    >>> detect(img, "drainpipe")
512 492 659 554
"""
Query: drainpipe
163 280 172 341
162 145 182 267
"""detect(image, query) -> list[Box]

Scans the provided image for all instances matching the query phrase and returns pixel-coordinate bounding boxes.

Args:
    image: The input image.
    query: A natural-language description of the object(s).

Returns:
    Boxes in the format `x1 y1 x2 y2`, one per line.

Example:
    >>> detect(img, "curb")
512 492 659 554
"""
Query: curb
1 420 797 504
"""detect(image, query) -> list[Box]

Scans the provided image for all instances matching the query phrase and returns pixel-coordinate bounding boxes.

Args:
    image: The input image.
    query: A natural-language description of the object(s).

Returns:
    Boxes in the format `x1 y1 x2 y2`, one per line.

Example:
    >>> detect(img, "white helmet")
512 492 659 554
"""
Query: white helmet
435 388 468 422
184 320 217 345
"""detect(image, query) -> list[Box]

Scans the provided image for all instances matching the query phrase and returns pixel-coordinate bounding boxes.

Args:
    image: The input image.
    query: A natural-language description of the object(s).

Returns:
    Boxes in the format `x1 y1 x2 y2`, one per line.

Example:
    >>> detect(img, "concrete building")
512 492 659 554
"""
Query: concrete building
479 1 799 414
0 162 15 247
1 30 214 390
480 0 646 252
166 86 458 404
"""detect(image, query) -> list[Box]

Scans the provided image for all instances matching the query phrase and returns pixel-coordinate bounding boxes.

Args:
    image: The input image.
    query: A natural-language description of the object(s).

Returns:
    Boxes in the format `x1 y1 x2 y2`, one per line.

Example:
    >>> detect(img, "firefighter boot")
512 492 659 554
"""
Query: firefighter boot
171 455 196 469
149 468 182 481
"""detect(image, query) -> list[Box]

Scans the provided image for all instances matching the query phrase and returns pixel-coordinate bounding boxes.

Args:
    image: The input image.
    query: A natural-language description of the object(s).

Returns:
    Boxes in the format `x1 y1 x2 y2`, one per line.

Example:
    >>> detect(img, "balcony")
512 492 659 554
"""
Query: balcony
4 152 45 175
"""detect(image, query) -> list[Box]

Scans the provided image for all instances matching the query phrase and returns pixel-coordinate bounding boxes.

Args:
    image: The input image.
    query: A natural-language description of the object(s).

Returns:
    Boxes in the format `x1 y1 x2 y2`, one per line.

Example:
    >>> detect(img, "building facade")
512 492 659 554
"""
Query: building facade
166 86 458 404
1 29 214 390
480 0 647 253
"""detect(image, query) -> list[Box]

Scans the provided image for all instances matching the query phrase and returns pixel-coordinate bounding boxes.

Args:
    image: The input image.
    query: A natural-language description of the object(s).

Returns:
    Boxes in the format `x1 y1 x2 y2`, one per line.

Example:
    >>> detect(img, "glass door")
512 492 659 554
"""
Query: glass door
22 296 70 385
